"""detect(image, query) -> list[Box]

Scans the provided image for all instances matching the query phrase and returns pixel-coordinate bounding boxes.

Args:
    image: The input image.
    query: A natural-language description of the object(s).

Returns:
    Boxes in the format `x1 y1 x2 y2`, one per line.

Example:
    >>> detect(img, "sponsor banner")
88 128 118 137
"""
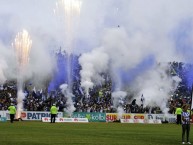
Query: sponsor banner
145 119 162 124
106 113 175 123
165 114 176 123
120 119 145 124
42 117 88 123
147 114 176 123
106 113 118 122
72 112 106 122
0 117 7 122
106 113 132 122
0 111 8 118
0 111 63 120
121 119 134 123
106 113 145 122
0 111 182 123
147 114 165 121
0 111 10 120
20 111 63 120
120 119 162 124
133 114 145 120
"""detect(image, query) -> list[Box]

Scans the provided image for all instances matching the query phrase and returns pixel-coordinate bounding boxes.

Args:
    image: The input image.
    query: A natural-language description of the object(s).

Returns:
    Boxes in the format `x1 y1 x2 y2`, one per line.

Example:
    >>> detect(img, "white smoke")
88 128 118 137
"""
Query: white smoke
0 1 57 87
132 63 181 114
78 27 182 113
0 13 58 118
0 59 8 84
78 0 193 113
112 91 127 108
117 106 124 120
16 89 26 118
112 91 127 119
79 49 109 95
0 0 193 114
0 41 16 82
27 31 56 88
0 1 57 117
60 84 75 116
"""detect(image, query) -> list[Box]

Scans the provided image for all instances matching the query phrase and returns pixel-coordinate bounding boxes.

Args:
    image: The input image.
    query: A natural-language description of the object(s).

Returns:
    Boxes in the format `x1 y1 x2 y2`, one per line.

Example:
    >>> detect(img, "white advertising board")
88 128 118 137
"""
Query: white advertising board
42 117 88 123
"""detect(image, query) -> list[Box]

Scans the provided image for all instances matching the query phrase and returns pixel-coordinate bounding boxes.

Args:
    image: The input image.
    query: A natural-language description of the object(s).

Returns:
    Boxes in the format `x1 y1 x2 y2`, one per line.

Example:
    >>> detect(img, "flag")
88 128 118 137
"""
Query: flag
79 87 84 95
40 89 42 94
141 94 145 103
33 87 36 93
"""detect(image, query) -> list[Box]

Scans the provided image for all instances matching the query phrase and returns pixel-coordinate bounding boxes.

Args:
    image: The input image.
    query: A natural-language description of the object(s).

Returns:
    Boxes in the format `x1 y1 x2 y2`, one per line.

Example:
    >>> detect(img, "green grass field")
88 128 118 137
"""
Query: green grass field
0 122 192 145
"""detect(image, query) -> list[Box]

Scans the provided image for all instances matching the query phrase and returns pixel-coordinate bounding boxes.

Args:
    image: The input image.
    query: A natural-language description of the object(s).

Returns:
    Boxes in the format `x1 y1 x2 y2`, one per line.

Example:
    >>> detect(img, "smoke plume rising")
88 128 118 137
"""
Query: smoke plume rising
60 84 75 116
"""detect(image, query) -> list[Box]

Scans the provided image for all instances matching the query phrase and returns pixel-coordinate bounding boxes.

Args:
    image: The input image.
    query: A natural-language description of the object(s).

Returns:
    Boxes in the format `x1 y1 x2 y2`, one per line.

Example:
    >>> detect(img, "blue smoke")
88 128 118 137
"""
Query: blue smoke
48 51 81 92
113 55 155 90
173 19 193 59
184 65 193 88
48 52 68 92
172 19 193 88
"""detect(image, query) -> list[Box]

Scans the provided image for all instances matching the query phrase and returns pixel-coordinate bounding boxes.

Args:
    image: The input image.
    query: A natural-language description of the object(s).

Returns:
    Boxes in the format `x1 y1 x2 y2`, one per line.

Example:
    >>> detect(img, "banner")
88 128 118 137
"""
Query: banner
106 113 145 122
0 111 63 120
0 111 9 120
106 113 176 123
42 117 88 123
0 111 8 118
0 110 189 123
20 111 63 120
120 119 162 124
147 114 176 123
0 117 7 122
72 112 106 122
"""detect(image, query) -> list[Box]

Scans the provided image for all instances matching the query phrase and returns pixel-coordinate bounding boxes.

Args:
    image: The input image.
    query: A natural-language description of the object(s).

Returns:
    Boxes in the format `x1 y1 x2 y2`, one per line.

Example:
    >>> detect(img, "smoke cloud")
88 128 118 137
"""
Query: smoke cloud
78 0 193 113
132 63 181 114
1 0 193 114
0 59 8 84
0 0 57 87
112 91 127 118
79 48 109 95
60 84 75 116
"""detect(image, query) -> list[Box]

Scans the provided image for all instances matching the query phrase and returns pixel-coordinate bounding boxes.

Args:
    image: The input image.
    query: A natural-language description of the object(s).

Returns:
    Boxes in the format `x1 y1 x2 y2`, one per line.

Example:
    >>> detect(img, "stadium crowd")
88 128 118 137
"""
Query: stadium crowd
0 52 192 114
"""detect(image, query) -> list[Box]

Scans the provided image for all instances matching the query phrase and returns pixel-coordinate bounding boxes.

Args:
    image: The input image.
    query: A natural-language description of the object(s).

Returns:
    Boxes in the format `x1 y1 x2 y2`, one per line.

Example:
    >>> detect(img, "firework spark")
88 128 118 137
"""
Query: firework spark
13 29 32 119
55 0 82 17
14 29 32 70
54 0 82 54
54 0 82 116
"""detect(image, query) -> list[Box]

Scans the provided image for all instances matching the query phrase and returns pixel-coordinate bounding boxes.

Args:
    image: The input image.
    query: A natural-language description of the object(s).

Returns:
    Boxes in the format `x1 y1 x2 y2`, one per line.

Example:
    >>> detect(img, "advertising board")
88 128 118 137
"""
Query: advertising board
106 113 145 122
120 119 162 124
0 111 63 120
72 112 106 122
42 117 88 123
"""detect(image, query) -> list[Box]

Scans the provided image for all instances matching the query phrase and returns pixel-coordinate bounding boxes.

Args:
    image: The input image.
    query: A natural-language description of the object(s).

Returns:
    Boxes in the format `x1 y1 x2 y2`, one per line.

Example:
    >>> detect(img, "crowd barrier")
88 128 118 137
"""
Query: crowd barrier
1 111 192 123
